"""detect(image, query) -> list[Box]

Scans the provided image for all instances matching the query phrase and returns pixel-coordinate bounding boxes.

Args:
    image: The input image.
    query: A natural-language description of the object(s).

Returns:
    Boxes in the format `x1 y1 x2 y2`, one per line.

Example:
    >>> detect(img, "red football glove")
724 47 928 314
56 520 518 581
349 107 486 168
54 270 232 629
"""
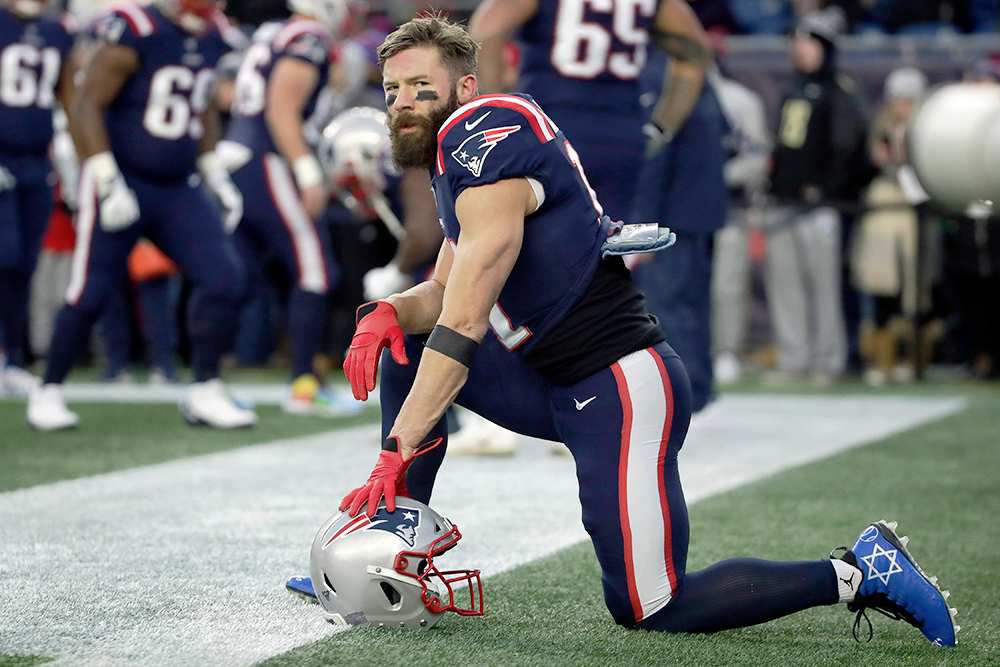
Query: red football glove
340 436 443 517
344 300 408 401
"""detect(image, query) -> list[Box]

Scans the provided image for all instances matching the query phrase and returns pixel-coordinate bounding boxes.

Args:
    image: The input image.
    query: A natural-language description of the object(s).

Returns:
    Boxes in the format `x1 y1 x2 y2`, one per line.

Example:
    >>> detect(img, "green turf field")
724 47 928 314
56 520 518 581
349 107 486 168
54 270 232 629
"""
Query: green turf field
1 381 997 667
258 383 999 667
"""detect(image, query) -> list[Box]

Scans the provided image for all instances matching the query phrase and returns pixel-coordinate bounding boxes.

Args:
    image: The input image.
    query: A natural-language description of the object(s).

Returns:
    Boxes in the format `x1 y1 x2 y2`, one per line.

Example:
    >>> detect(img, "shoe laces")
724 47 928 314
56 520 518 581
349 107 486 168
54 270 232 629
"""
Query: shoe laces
831 546 921 643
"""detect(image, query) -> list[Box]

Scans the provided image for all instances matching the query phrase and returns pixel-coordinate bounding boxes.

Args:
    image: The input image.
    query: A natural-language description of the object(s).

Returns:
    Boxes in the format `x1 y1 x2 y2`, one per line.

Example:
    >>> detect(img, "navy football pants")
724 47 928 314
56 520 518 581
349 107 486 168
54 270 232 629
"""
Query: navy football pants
382 335 839 630
230 153 338 379
0 166 53 367
44 166 244 384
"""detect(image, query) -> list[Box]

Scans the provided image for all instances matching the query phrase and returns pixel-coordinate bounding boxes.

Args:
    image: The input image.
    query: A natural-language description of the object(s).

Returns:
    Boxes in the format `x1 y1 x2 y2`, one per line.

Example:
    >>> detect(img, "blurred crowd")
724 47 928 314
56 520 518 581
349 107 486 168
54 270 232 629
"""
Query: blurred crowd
2 0 999 430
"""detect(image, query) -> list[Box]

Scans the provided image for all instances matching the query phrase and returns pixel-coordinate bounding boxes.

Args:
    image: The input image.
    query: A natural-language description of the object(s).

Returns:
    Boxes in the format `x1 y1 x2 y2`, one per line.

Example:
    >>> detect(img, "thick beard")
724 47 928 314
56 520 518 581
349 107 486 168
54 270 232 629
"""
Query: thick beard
387 88 461 171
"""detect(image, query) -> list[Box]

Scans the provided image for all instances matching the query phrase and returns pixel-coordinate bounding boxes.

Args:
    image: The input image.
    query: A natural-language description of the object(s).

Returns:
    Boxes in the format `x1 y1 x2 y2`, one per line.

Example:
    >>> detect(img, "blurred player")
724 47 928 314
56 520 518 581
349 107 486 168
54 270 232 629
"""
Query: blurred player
27 0 254 430
469 0 710 226
220 0 359 416
0 0 76 395
328 17 957 647
317 106 442 359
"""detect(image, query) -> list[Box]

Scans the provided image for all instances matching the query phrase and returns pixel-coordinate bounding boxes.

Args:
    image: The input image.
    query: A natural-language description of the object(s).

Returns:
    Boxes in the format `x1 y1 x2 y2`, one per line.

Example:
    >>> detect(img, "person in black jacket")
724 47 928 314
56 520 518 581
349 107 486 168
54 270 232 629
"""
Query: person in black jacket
764 9 873 383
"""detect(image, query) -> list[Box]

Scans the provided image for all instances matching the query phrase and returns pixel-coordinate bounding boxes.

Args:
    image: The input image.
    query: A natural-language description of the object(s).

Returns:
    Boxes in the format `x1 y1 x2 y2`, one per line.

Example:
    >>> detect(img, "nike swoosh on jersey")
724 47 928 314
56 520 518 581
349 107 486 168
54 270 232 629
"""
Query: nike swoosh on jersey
574 396 597 410
464 111 492 131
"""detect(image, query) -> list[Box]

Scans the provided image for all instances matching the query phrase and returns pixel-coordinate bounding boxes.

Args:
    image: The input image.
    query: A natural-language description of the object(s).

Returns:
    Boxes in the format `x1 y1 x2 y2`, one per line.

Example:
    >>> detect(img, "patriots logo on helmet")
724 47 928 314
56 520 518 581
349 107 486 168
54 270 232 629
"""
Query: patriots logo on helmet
452 125 521 177
366 506 422 547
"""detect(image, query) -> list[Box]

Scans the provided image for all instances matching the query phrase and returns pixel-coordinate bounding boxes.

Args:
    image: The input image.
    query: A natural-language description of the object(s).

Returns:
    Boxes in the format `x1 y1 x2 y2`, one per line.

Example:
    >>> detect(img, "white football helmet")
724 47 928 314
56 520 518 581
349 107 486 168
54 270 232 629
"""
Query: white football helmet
318 107 403 228
310 497 483 630
287 0 348 34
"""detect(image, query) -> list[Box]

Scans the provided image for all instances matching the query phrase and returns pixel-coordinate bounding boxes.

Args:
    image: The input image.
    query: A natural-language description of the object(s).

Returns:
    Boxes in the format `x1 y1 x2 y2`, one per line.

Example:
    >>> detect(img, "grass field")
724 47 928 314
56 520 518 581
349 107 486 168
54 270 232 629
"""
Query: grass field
1 380 998 667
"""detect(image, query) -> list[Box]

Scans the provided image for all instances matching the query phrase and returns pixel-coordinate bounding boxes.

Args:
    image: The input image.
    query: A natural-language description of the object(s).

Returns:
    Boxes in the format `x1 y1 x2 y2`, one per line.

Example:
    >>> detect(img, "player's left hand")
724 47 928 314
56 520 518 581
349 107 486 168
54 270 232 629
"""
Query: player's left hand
340 436 442 517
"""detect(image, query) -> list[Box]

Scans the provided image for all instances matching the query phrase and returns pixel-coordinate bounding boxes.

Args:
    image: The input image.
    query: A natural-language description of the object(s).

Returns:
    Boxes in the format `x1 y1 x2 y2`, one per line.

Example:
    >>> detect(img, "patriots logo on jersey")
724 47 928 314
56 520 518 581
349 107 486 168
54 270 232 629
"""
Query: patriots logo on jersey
365 506 422 548
451 125 521 177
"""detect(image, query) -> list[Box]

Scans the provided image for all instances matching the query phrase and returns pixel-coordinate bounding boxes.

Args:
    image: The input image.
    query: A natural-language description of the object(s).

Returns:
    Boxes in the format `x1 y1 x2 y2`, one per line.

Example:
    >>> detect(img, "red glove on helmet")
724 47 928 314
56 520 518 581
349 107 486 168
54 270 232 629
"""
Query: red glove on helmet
340 436 443 517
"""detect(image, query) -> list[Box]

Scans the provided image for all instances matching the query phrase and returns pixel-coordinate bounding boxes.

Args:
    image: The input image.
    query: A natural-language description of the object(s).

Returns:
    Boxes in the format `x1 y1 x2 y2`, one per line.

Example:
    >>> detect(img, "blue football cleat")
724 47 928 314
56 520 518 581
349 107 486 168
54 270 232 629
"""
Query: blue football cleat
833 520 958 646
286 575 318 604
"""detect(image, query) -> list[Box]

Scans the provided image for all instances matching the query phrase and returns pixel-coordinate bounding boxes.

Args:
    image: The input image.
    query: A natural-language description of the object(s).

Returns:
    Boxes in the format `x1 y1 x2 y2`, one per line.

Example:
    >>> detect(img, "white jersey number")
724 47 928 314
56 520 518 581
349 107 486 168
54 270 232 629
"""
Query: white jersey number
0 44 61 108
232 42 271 117
550 0 656 80
143 66 216 141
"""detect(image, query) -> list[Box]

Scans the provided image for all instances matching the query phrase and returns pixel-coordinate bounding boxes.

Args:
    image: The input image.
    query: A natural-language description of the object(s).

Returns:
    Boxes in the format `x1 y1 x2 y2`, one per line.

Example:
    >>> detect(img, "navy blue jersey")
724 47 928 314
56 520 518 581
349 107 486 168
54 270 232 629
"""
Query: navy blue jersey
431 93 606 355
225 19 334 155
0 9 75 156
517 0 659 111
93 2 230 181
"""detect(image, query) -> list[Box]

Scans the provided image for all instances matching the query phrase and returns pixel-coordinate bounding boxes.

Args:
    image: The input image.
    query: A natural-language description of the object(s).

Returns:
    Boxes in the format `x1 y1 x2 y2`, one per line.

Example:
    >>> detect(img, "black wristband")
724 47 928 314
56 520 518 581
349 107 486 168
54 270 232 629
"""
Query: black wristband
425 324 479 367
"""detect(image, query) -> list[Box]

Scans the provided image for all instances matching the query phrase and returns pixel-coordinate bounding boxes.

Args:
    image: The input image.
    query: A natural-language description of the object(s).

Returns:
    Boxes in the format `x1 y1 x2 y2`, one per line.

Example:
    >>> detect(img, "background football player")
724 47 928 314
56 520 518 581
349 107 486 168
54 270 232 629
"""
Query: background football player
220 0 360 416
27 0 254 430
0 0 76 396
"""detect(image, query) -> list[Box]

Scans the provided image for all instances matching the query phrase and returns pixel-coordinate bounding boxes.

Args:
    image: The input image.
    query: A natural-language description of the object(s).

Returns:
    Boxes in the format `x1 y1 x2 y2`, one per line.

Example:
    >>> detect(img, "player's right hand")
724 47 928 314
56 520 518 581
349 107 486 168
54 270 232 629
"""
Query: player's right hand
98 176 140 232
344 300 408 401
340 436 442 517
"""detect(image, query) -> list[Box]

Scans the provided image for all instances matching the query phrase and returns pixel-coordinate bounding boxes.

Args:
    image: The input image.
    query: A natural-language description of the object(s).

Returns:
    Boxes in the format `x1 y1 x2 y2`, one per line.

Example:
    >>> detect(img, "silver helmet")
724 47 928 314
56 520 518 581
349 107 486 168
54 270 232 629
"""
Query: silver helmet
310 497 483 630
318 106 398 219
287 0 348 35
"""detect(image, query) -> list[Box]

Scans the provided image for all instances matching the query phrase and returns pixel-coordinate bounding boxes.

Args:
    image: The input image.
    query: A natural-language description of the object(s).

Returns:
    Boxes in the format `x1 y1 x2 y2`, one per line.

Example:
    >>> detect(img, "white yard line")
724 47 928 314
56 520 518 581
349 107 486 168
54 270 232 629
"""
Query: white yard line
0 382 361 406
0 395 964 667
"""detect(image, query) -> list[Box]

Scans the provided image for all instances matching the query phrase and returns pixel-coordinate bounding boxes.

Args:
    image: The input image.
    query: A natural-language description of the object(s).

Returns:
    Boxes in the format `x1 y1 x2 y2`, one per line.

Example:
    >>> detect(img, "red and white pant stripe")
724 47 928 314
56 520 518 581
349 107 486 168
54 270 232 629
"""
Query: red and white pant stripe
611 347 677 622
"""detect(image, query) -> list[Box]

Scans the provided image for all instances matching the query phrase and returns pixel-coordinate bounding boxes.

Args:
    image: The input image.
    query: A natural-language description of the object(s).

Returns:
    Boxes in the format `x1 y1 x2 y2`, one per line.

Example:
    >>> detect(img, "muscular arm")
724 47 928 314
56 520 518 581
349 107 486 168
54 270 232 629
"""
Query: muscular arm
69 43 139 159
648 0 711 136
468 0 538 94
265 56 320 164
55 47 78 120
385 177 536 456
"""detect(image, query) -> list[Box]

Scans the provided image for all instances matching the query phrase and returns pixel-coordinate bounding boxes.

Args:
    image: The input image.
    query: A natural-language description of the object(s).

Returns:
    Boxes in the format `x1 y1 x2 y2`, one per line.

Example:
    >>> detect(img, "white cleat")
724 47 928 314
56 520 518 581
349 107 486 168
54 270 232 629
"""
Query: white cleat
3 365 41 396
27 384 79 431
180 379 257 429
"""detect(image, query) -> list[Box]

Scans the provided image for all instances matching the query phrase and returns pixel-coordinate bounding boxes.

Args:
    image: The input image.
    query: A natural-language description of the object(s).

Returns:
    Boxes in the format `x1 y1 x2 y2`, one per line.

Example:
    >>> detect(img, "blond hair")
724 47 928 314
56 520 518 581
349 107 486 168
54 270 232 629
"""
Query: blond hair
377 15 479 81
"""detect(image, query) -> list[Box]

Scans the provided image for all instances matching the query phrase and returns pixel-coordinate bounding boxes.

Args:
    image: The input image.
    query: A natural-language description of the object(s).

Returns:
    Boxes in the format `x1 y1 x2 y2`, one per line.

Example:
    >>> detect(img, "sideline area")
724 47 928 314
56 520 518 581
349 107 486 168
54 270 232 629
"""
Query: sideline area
0 394 965 666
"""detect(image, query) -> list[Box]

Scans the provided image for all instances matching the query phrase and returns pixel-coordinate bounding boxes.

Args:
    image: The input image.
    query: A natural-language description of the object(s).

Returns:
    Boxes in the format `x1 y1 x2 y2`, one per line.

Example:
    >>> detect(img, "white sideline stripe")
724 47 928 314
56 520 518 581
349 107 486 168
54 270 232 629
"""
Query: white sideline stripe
0 383 367 406
0 395 965 667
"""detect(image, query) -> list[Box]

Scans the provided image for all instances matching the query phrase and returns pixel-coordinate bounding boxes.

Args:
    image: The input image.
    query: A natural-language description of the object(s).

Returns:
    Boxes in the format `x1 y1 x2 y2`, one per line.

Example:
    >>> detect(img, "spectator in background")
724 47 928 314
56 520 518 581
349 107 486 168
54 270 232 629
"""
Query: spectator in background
707 57 772 386
866 0 975 34
764 9 873 384
850 66 929 386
